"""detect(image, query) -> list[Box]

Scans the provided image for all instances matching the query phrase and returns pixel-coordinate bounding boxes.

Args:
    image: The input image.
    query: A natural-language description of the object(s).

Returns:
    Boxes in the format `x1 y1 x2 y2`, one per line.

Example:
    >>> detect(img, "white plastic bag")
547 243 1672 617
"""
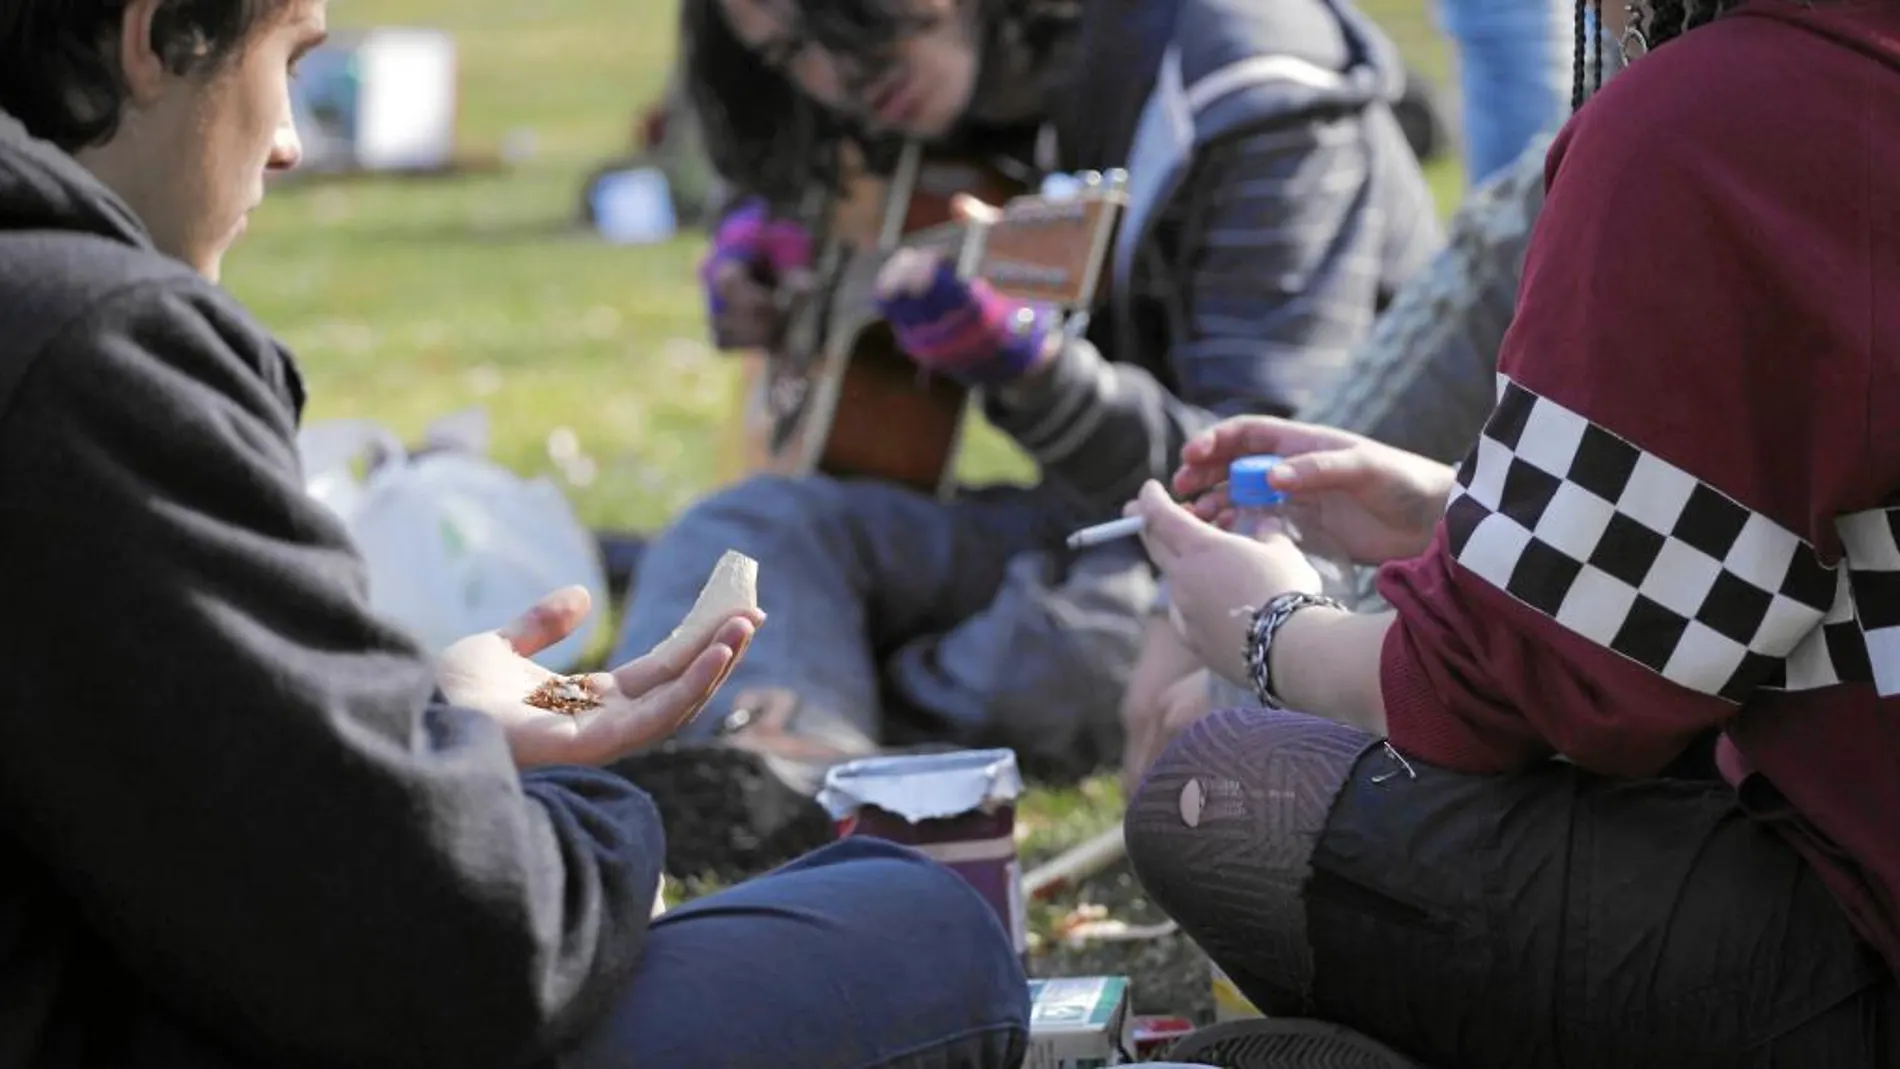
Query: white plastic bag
298 410 609 672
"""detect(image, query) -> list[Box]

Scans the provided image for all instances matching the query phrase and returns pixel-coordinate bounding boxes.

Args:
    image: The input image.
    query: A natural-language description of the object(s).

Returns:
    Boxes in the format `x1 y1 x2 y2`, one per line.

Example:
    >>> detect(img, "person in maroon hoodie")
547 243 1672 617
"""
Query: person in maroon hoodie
1118 1 1900 1066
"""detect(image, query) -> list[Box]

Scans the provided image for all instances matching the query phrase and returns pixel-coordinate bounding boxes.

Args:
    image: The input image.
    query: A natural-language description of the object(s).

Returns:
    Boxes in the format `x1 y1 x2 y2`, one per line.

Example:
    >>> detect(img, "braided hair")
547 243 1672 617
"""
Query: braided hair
1571 0 1739 108
680 0 1080 211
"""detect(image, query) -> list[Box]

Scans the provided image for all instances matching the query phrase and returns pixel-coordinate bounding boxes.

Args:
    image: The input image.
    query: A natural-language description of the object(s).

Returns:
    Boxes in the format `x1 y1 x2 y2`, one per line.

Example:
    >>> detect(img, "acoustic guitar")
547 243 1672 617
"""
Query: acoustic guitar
735 141 1127 499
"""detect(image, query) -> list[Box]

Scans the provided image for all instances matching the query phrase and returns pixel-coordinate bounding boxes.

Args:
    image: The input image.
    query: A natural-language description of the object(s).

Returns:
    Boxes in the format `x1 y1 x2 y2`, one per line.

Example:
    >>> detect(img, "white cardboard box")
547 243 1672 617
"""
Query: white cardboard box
1025 976 1133 1069
289 28 459 174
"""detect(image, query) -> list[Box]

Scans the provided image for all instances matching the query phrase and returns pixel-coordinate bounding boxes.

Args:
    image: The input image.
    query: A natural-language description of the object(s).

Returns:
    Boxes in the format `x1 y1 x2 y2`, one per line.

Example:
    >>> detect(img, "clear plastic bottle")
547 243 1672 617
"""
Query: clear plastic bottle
1226 454 1357 602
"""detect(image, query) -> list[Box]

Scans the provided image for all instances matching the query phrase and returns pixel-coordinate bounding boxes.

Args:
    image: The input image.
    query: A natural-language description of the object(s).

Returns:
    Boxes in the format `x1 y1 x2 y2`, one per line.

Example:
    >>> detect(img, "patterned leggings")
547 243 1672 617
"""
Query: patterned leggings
1125 708 1375 1017
1124 708 1897 1068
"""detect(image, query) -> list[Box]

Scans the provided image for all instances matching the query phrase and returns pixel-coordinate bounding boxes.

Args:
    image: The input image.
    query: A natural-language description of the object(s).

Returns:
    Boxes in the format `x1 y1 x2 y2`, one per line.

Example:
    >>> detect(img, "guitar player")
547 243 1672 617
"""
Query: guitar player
609 0 1444 870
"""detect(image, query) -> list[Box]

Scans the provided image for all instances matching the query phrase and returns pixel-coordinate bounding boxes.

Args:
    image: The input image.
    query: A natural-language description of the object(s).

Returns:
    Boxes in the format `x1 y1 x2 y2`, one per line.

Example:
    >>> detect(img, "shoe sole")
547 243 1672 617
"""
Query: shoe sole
1164 1019 1428 1069
608 743 834 882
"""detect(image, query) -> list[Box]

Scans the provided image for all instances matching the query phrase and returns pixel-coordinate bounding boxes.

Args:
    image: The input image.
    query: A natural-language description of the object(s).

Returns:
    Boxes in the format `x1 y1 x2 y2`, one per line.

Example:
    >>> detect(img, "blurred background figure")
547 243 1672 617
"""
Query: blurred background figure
1436 0 1574 184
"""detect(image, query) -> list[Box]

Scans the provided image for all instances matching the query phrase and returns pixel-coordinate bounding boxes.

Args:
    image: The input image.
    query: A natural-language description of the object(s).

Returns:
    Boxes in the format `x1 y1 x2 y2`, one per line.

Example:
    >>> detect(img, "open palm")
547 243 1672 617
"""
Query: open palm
437 586 760 769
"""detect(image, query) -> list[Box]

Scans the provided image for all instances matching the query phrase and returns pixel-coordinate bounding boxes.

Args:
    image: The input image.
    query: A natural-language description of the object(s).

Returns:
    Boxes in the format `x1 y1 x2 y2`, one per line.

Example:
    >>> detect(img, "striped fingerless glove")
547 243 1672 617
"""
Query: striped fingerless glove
877 259 1055 386
700 197 813 320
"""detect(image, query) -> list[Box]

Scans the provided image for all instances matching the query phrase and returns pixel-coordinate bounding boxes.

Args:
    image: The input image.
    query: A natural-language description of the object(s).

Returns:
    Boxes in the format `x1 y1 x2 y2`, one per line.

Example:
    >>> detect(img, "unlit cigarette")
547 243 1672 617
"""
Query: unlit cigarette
1065 515 1146 549
1024 825 1128 900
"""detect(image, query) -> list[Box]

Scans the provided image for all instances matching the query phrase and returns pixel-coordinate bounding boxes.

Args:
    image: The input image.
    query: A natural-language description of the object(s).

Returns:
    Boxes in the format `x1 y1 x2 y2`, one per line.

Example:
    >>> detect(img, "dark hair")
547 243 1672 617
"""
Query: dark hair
0 0 285 151
680 0 1079 211
1572 0 1737 108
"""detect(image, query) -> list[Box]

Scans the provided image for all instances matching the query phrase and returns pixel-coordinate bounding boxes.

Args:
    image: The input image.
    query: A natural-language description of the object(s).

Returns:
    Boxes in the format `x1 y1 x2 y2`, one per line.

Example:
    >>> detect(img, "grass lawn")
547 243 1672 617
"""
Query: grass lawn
228 0 1465 1022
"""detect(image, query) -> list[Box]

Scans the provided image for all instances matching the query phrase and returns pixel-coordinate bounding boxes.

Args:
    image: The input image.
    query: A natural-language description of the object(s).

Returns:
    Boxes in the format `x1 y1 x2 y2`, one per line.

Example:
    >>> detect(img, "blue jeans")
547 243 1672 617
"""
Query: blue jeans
1437 0 1573 184
612 475 1153 785
568 837 1031 1068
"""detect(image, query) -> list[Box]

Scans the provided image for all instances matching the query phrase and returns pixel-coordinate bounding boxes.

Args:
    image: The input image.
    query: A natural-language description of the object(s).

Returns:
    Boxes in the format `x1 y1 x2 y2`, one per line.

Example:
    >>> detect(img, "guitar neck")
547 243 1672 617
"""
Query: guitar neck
827 170 1127 316
882 221 973 271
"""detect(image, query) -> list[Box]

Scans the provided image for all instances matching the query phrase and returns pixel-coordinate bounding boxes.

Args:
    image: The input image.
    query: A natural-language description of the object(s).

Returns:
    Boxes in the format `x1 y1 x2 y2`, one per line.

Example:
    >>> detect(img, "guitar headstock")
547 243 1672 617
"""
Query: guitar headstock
963 170 1128 309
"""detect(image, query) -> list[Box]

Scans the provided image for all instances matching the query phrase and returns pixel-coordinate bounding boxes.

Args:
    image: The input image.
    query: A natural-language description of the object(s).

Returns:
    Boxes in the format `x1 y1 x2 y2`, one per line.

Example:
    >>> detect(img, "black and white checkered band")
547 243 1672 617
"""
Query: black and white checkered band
1444 375 1900 703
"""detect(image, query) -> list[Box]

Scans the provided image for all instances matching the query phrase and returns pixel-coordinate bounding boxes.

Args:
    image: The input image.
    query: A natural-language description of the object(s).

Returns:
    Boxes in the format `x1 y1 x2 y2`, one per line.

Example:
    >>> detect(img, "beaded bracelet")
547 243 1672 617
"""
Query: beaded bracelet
1245 592 1348 709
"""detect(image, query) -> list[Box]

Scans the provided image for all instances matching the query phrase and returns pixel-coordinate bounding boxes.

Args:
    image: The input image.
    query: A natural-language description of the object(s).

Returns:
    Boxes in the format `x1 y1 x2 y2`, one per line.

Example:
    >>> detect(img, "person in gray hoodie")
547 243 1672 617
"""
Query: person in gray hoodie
611 0 1443 876
0 1 1030 1066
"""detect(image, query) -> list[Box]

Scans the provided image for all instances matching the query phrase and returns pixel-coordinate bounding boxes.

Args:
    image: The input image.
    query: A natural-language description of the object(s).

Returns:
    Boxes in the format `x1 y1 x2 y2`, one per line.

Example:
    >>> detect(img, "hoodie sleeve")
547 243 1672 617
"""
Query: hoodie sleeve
0 279 664 1068
1374 21 1877 778
984 115 1419 515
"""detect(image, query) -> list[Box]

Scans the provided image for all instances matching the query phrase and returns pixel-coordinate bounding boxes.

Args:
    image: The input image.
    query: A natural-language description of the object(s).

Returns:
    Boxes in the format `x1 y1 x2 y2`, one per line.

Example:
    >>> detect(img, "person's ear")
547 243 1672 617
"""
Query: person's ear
117 0 173 107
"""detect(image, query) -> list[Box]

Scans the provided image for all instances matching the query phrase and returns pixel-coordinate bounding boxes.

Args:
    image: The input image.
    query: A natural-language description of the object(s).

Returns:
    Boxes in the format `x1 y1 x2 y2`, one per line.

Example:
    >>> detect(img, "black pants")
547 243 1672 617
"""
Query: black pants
1125 709 1897 1068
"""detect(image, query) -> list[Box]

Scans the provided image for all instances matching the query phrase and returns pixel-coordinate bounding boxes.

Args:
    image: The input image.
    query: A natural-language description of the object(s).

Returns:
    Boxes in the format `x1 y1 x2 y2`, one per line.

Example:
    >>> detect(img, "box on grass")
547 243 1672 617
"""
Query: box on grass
1025 976 1133 1068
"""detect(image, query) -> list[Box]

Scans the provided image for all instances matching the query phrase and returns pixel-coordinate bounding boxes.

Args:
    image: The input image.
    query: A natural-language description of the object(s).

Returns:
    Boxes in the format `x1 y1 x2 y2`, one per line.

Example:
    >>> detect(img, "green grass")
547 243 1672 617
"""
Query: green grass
237 0 1461 531
230 0 1463 1019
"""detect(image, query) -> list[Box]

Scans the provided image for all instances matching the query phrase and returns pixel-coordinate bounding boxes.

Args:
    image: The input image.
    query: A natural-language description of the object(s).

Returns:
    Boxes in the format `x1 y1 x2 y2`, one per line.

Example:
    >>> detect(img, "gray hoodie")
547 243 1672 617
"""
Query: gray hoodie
0 112 667 1069
985 0 1444 518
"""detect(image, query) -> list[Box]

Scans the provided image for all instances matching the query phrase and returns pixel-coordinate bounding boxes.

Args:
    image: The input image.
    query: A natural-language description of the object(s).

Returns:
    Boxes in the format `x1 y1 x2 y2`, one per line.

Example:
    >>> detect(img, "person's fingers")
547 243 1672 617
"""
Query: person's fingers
871 252 908 301
1270 448 1377 493
609 613 757 697
874 249 942 300
1131 479 1212 564
663 638 739 717
498 586 592 656
709 257 751 296
950 193 1004 224
714 267 774 307
778 267 817 303
1182 484 1231 521
597 640 739 755
712 614 763 653
1180 416 1290 465
1177 417 1368 493
1171 458 1221 498
711 278 782 348
1175 418 1267 491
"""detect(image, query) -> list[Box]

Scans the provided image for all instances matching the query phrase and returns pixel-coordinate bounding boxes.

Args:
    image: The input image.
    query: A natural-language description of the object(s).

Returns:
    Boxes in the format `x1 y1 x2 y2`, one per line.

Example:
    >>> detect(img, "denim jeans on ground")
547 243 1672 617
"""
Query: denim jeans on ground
612 474 1153 782
566 837 1031 1069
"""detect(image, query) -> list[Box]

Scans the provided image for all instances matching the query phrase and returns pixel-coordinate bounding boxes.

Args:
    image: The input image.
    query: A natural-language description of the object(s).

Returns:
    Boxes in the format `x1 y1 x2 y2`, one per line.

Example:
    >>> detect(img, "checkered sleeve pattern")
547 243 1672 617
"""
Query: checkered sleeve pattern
1827 510 1900 696
1443 375 1900 703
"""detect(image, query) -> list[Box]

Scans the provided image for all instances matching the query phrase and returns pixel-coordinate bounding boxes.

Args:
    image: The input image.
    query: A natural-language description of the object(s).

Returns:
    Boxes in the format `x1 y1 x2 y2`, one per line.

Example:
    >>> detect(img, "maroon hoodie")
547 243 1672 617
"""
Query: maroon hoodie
1376 0 1900 973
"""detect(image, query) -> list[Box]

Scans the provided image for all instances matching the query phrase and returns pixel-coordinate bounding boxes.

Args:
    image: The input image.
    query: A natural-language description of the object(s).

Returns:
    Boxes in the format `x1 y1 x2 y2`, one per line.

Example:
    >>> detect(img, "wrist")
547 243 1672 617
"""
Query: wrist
1266 602 1353 700
1269 607 1395 735
1245 592 1350 710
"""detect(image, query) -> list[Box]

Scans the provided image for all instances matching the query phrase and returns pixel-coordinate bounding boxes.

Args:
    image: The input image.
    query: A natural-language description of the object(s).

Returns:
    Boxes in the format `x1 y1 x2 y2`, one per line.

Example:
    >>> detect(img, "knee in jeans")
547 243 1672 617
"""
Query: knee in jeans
807 838 1008 933
812 838 1029 1012
806 834 935 871
843 840 1001 921
664 473 847 543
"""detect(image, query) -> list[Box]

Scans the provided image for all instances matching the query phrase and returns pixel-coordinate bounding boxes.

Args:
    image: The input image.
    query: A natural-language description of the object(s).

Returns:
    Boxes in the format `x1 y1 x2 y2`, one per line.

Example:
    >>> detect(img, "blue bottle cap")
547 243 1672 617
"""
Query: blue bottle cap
1228 454 1286 507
